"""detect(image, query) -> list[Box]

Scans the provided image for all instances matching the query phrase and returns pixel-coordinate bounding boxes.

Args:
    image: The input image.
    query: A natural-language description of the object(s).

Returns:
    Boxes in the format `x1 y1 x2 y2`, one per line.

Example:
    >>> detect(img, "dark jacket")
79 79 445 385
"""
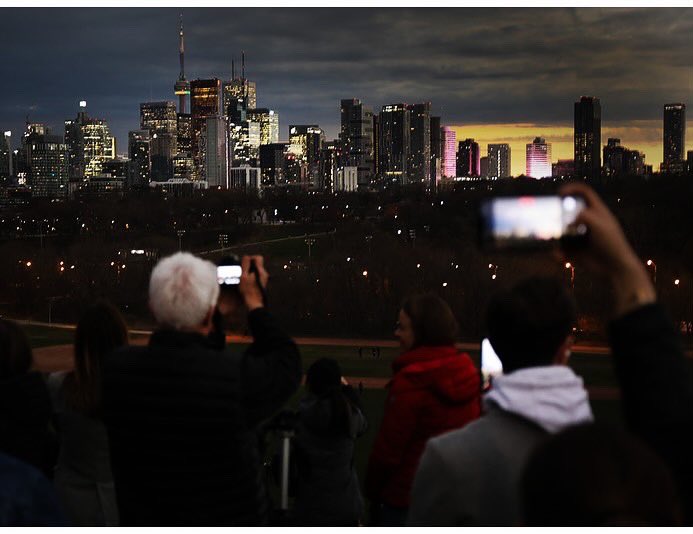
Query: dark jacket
292 385 368 526
0 372 57 478
609 303 693 524
365 345 481 508
0 452 66 526
101 308 301 526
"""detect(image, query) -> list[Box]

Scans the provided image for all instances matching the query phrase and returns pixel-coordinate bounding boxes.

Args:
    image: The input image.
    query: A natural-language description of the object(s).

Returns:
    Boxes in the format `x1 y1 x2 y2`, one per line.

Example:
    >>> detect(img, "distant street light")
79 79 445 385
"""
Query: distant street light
565 262 575 288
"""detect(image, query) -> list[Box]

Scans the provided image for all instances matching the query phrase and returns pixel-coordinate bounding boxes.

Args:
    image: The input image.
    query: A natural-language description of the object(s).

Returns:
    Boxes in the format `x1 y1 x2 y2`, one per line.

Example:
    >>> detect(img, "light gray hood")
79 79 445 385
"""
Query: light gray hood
484 366 593 433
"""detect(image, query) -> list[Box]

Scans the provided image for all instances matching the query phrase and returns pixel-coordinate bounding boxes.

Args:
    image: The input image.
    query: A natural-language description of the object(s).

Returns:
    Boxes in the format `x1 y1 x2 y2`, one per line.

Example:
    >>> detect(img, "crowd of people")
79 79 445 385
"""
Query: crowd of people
0 182 691 527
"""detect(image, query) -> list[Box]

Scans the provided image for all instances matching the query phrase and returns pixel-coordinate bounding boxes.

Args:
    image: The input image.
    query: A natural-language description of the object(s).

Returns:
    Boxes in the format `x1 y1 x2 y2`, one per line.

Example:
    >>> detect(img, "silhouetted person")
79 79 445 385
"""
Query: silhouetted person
49 301 128 526
291 358 368 526
366 294 480 526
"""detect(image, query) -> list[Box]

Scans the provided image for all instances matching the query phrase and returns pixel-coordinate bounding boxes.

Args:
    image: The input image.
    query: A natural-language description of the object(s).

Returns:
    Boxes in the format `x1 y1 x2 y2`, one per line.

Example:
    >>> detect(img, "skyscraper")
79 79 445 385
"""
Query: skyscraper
430 116 441 189
487 143 511 179
441 126 456 178
64 104 116 180
378 104 410 184
574 96 601 179
340 99 374 186
25 129 68 198
247 108 279 145
407 103 431 184
604 138 646 177
204 116 229 188
128 130 151 189
190 78 222 179
456 138 480 177
289 125 324 183
526 137 552 178
173 14 190 114
174 112 193 180
663 103 686 173
0 131 11 184
223 53 257 112
140 101 178 181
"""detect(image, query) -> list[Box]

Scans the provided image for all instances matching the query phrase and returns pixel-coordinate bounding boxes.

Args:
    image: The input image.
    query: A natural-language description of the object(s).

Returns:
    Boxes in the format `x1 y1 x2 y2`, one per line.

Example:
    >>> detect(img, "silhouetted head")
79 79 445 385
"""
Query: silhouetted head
0 319 32 379
521 423 682 526
486 277 576 373
396 294 458 353
306 358 342 397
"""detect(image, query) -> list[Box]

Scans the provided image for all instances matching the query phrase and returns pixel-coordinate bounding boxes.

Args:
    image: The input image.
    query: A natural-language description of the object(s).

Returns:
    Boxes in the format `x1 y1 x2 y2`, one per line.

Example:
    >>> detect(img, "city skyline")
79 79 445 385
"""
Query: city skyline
1 7 691 178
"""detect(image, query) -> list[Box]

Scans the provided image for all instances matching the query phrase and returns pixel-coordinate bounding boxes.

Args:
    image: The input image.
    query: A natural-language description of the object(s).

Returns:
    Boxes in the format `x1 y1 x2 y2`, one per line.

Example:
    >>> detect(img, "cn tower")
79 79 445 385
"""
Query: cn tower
173 14 190 113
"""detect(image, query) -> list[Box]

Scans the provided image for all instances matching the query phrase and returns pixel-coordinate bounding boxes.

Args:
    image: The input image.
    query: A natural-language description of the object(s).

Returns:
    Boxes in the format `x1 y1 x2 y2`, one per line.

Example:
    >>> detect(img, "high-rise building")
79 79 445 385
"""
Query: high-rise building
190 78 222 179
25 131 68 198
173 14 190 114
64 105 116 180
429 116 441 189
204 116 229 188
663 103 686 173
526 137 552 178
372 113 380 177
340 99 374 186
318 140 341 192
407 103 431 184
223 53 257 111
456 138 480 177
604 138 646 177
140 101 177 181
289 125 324 176
0 131 11 184
247 108 279 145
378 104 410 184
259 142 287 185
574 96 601 179
487 143 511 179
552 159 574 178
128 130 151 189
479 157 488 179
228 115 260 167
174 113 193 180
441 126 456 178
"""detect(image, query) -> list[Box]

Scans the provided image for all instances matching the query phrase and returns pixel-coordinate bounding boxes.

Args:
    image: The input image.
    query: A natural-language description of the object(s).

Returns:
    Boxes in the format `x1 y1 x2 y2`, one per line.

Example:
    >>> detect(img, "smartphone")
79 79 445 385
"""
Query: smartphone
481 337 503 392
217 255 242 286
479 194 587 250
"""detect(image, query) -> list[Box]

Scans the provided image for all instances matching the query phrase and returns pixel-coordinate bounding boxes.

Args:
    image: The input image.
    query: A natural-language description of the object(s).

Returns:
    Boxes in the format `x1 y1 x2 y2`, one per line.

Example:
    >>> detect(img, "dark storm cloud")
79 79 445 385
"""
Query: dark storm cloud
0 7 690 148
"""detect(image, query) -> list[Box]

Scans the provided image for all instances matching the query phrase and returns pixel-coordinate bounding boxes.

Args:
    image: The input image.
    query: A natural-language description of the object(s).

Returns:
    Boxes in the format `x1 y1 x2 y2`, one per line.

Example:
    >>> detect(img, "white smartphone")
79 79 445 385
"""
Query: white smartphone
481 337 503 391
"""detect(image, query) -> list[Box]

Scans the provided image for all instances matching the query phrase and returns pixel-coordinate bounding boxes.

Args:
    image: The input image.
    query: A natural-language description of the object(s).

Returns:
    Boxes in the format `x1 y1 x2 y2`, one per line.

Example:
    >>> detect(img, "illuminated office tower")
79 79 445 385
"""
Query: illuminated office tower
191 78 222 179
204 116 229 188
441 127 456 178
378 103 410 184
247 108 279 145
128 130 150 189
64 103 115 180
574 96 601 179
429 116 441 188
340 99 374 186
173 14 190 114
526 137 552 178
26 131 68 198
663 103 686 173
140 101 177 181
226 97 259 167
174 113 193 180
223 53 257 112
289 125 324 171
456 138 480 177
0 131 11 183
487 143 511 179
407 103 431 184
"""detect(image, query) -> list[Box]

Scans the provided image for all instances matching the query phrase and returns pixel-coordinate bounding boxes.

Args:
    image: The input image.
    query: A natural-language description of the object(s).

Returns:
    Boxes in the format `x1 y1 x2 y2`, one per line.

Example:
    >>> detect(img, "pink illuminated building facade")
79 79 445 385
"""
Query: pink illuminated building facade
441 126 457 178
526 137 552 178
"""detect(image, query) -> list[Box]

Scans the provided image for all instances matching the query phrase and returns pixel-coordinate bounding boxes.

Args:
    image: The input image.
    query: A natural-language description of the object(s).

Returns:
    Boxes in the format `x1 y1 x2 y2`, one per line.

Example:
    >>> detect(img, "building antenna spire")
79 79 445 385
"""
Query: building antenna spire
232 57 235 80
178 13 185 80
242 51 245 80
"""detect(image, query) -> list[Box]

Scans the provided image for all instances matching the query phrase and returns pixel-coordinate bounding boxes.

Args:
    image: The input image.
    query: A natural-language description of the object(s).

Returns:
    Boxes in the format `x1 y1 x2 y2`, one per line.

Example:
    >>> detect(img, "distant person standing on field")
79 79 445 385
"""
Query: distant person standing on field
365 294 480 526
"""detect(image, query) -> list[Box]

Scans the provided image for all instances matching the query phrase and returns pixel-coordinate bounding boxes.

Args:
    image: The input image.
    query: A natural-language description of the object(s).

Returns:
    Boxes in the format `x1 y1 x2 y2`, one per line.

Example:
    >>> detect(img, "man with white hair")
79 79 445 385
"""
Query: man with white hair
101 253 301 526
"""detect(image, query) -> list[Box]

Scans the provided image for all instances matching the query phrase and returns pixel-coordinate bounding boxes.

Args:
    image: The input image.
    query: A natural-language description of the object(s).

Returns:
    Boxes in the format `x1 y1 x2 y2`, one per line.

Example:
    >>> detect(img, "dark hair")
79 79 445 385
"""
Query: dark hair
521 424 682 526
0 319 33 379
63 301 128 416
306 358 352 437
402 293 458 348
485 277 576 373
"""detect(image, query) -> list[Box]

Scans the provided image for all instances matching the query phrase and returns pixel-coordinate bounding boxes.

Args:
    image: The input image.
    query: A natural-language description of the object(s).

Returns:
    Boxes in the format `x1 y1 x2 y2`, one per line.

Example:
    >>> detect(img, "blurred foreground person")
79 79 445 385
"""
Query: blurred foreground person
409 277 592 526
365 294 480 526
521 424 682 525
101 253 301 526
291 358 368 526
0 319 57 477
49 301 128 526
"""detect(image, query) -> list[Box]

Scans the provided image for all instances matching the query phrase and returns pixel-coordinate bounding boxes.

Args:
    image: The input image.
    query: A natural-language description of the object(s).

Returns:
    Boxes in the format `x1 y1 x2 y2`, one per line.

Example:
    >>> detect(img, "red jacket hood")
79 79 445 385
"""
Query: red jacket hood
391 345 479 403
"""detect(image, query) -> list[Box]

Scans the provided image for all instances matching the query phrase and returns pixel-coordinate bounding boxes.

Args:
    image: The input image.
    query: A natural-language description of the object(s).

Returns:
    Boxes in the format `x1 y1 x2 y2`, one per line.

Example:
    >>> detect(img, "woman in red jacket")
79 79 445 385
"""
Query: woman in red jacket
365 294 481 526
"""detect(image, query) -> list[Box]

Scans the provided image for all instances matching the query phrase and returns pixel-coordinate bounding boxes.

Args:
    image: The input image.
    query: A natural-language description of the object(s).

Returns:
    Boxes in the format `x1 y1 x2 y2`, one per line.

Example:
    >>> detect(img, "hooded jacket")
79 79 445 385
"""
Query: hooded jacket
291 385 368 526
365 346 481 508
408 365 593 526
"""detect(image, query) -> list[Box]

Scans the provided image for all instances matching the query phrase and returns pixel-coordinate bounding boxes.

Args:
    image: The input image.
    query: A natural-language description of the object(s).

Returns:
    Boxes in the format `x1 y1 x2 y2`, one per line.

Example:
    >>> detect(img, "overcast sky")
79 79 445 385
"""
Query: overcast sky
1 7 691 172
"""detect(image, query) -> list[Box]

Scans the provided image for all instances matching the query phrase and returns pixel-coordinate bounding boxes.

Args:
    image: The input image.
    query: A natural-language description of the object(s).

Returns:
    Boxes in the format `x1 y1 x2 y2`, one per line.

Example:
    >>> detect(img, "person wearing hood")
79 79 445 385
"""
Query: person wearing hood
365 294 481 526
291 358 368 526
408 277 592 526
